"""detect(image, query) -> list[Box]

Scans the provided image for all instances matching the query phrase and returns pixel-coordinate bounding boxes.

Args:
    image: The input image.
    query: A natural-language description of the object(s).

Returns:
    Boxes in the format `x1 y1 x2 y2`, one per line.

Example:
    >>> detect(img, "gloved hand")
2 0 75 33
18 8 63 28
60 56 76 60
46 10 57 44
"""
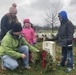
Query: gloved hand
67 40 72 45
67 40 72 49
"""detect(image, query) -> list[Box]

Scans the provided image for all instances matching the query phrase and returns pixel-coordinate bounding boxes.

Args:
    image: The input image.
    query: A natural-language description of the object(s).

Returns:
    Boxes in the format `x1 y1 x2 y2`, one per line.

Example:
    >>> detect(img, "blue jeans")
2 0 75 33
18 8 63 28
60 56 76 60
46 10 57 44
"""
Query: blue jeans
1 46 29 70
60 47 73 68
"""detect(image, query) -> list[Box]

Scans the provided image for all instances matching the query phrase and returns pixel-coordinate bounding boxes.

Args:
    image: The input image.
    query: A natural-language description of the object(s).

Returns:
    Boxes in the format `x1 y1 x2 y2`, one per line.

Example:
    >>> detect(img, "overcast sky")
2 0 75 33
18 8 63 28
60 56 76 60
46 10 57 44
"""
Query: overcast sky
0 0 76 26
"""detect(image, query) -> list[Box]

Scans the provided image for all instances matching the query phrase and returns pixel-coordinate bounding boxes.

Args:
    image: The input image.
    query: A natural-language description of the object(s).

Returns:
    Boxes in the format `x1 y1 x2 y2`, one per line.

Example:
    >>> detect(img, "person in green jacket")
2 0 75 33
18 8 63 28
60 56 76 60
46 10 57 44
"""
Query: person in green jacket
0 22 39 70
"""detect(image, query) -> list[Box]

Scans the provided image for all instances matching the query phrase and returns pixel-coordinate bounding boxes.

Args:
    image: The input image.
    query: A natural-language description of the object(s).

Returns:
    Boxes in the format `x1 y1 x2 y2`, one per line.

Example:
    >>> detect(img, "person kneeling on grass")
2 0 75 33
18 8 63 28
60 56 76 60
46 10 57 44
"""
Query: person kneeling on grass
0 22 39 70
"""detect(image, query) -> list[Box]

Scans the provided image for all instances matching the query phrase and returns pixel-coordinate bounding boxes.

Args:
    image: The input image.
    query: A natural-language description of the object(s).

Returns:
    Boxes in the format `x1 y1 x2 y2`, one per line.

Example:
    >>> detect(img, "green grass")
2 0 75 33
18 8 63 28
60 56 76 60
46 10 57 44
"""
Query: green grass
0 42 76 75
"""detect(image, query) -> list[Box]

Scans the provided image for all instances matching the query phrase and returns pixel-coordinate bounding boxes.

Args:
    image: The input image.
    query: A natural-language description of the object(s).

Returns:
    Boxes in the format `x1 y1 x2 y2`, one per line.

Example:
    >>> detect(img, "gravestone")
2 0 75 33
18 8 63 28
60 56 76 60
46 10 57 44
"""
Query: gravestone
43 41 56 61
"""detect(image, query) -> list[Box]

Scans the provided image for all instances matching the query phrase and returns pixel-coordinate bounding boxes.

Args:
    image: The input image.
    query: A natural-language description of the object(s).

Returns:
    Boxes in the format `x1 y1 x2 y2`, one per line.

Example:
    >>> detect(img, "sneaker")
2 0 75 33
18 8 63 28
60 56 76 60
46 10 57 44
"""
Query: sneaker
65 68 72 73
25 66 31 69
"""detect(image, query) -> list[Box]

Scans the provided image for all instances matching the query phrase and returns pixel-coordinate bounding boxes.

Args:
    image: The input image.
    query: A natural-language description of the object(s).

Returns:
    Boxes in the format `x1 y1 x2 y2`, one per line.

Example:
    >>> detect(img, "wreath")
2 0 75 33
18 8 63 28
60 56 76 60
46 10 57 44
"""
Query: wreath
34 50 56 72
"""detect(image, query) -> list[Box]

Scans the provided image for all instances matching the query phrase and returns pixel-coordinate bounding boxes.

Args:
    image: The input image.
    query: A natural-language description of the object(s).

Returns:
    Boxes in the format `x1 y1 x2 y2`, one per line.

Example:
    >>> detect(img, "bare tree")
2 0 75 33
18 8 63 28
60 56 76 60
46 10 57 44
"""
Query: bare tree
44 0 63 33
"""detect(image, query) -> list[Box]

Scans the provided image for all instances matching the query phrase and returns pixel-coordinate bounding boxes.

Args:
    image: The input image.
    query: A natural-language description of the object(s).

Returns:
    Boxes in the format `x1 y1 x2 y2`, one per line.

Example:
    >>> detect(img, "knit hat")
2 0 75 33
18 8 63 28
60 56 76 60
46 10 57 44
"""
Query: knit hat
9 3 17 14
12 23 22 32
23 18 30 24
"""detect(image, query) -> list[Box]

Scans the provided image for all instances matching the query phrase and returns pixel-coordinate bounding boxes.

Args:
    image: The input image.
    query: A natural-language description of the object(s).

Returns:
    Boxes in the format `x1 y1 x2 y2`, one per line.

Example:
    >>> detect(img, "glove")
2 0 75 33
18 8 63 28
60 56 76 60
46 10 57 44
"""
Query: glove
67 40 72 48
67 40 72 45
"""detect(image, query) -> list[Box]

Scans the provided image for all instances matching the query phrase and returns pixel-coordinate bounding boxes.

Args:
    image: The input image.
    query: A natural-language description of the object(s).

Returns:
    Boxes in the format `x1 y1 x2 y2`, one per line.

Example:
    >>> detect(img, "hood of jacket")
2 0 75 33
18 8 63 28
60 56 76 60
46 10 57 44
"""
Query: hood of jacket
59 11 68 23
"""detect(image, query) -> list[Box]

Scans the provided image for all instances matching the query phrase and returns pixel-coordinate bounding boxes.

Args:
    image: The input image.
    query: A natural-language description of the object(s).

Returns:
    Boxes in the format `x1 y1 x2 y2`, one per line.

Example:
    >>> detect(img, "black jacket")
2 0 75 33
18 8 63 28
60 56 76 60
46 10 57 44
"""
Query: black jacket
1 14 18 40
56 20 74 47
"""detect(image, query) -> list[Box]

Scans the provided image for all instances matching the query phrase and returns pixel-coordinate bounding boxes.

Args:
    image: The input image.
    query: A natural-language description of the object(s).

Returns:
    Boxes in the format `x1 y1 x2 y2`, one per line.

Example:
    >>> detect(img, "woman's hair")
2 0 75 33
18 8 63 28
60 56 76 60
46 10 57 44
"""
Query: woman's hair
8 15 18 24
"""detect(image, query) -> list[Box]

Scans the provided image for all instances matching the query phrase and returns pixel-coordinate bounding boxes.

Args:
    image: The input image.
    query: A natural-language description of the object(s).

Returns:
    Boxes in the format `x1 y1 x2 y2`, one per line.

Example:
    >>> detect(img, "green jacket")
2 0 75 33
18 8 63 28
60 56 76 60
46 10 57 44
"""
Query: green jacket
0 32 38 59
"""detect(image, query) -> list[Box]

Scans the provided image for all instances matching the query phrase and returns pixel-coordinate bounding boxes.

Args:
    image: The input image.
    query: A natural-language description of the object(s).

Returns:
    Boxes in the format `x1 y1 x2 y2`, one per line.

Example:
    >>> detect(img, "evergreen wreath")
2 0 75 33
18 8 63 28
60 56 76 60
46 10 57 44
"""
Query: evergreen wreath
34 50 56 72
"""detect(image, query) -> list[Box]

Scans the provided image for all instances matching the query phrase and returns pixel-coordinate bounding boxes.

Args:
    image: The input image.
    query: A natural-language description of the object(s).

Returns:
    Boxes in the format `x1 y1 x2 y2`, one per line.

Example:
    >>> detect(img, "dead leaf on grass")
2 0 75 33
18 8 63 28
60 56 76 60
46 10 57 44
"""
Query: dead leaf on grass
0 70 4 73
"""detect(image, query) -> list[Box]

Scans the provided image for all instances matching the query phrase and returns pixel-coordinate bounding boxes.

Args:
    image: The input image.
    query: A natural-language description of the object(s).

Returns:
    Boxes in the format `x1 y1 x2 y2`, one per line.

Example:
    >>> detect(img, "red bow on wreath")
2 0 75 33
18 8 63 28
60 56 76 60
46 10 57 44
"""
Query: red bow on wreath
41 50 47 68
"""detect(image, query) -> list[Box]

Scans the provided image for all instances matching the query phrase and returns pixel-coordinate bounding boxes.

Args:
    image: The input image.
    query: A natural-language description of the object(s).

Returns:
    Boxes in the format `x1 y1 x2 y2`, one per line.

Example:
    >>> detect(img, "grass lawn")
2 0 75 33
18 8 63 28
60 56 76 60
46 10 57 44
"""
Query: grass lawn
0 41 76 75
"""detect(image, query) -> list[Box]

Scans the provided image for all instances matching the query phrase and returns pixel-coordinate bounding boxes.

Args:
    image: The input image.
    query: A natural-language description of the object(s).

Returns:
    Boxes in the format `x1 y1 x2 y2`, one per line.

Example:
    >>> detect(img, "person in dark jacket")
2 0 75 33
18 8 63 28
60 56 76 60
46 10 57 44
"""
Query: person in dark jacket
1 3 19 40
54 11 74 73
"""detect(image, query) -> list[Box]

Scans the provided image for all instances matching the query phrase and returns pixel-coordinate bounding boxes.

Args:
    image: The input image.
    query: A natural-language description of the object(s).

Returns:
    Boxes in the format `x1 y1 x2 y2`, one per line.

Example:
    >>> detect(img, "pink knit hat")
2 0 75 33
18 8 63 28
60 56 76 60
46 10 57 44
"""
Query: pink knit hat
23 18 30 24
9 3 17 14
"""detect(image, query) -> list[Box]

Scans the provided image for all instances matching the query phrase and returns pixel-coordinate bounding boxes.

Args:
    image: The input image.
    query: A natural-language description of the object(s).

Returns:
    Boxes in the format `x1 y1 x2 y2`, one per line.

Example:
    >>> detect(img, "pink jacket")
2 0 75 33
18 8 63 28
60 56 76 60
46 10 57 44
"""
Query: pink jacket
21 27 36 45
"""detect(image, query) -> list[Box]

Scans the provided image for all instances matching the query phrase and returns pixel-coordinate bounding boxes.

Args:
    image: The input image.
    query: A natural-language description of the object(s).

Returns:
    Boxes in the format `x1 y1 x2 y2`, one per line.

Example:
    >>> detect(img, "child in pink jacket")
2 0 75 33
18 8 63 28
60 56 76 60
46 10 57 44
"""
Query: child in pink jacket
21 18 36 62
